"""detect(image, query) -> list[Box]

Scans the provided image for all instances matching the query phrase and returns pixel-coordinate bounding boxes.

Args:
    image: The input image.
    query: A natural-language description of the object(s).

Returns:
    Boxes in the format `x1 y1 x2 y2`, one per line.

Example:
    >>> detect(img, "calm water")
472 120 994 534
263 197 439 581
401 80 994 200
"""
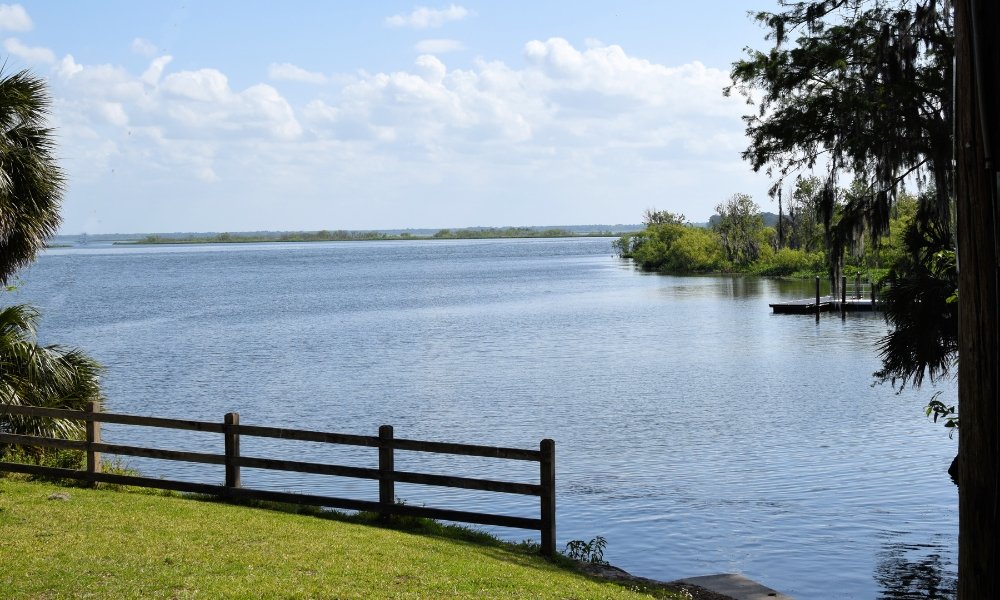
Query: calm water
12 238 957 599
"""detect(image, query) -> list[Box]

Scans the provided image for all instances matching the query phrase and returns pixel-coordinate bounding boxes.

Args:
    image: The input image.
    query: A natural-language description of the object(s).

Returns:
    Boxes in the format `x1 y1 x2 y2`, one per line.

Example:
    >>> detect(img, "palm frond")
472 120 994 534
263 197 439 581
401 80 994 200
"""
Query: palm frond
0 303 104 440
0 68 64 284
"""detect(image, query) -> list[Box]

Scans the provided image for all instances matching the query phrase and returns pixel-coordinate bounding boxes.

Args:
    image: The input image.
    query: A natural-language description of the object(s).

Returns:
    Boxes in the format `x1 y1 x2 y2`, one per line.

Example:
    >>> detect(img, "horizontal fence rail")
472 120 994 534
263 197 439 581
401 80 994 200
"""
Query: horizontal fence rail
0 402 556 556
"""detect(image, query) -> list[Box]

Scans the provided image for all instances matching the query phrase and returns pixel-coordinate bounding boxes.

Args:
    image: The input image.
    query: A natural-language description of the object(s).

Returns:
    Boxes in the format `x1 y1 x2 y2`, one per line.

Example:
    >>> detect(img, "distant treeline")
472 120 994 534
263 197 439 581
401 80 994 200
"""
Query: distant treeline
123 227 624 245
130 231 392 244
431 227 617 239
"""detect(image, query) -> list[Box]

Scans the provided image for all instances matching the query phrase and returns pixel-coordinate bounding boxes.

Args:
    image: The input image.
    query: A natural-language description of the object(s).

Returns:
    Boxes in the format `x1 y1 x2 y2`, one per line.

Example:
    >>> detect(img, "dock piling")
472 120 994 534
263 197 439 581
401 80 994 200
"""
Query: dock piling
841 276 847 319
815 276 821 321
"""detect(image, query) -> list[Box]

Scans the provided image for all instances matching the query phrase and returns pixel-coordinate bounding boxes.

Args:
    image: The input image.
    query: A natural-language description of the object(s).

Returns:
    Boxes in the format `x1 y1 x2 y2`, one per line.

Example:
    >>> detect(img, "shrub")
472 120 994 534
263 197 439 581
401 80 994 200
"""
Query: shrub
563 536 608 564
753 248 825 276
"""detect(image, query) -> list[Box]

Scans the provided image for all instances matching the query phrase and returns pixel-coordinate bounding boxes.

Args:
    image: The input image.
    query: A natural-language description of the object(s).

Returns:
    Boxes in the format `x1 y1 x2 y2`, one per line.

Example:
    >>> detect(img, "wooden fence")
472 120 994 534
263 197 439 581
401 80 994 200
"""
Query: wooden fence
0 402 556 556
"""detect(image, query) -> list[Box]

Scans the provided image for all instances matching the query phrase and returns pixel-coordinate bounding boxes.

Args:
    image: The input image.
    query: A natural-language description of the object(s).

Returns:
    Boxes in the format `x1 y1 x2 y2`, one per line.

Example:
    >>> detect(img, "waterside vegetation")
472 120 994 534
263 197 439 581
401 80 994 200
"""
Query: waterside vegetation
615 185 920 280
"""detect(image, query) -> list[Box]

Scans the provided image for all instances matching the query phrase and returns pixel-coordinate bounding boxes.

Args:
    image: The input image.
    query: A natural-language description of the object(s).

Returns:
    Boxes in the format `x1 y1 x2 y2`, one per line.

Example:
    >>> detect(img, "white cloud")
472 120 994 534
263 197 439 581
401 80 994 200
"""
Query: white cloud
385 4 470 29
48 36 763 232
161 68 231 103
97 102 129 126
268 62 328 84
56 54 83 77
0 4 31 31
302 99 338 122
414 39 465 54
55 59 144 103
196 166 219 182
414 54 447 83
155 69 303 139
310 38 739 153
141 55 173 86
520 38 735 115
49 51 305 194
131 37 158 58
3 37 53 63
61 36 737 160
242 84 303 139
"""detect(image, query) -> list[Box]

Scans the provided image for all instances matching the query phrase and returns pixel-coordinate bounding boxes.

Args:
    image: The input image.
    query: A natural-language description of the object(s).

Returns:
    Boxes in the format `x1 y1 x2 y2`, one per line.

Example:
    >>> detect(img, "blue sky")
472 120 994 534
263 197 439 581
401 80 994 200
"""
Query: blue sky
4 2 781 233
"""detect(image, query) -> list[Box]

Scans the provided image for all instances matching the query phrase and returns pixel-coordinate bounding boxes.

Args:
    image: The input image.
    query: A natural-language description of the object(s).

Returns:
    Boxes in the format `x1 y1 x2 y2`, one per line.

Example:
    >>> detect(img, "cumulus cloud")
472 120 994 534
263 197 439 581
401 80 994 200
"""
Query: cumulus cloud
55 54 82 77
302 99 337 122
4 37 53 63
141 55 173 86
47 36 760 232
385 4 470 29
161 68 231 103
131 37 158 58
97 102 129 126
414 39 465 54
241 84 303 139
54 36 740 168
0 4 31 31
54 36 738 157
48 50 306 195
55 55 305 142
413 54 447 83
154 69 303 139
268 62 328 84
317 38 736 150
520 38 735 115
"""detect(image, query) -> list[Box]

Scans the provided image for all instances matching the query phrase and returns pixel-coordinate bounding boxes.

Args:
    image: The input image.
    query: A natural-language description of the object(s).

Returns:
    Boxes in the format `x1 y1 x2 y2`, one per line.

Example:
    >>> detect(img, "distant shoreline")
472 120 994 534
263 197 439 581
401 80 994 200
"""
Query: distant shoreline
112 228 633 246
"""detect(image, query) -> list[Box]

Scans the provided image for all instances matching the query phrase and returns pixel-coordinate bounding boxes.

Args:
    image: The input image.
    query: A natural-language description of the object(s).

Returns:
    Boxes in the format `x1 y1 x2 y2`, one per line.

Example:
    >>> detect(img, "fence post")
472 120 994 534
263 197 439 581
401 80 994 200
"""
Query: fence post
86 401 102 486
379 425 395 520
224 412 241 491
540 438 556 557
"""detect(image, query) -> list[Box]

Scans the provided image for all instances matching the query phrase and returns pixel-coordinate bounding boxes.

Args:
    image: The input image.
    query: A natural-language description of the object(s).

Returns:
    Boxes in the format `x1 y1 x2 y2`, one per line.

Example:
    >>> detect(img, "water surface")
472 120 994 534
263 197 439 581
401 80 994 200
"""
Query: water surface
12 238 957 599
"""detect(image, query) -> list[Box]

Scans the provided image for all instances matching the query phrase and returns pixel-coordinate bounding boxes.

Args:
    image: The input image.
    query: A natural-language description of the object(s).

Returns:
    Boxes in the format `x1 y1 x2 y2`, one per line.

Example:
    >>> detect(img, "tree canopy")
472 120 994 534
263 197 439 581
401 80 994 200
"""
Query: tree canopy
713 193 767 267
728 0 953 254
0 69 64 284
0 68 101 443
731 1 957 386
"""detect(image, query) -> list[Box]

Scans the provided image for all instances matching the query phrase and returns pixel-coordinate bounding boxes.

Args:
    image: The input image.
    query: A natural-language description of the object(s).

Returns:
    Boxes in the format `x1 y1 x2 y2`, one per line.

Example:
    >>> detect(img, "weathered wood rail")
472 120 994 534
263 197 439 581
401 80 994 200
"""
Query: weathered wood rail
0 402 556 556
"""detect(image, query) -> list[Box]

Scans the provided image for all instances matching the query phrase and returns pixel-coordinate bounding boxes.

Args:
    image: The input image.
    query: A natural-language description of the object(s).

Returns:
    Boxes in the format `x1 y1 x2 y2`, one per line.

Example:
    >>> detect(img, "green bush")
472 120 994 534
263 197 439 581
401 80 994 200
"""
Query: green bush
620 223 727 273
0 445 85 471
753 248 825 276
660 227 727 272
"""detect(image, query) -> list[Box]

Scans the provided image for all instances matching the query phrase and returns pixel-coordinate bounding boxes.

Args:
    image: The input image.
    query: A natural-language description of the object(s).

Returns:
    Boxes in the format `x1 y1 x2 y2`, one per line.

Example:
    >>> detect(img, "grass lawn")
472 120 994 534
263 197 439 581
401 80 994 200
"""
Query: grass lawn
0 478 683 599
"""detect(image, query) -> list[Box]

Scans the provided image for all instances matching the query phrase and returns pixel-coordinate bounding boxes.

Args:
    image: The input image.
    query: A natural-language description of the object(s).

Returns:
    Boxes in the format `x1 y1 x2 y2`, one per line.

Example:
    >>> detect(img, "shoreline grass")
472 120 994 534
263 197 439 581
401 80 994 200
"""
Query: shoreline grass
0 478 686 599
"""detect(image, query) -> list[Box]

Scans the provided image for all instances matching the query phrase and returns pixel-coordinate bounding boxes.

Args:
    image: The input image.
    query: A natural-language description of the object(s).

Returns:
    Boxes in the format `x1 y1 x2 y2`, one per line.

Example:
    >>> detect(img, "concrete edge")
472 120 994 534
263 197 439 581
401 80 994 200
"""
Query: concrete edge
675 573 793 600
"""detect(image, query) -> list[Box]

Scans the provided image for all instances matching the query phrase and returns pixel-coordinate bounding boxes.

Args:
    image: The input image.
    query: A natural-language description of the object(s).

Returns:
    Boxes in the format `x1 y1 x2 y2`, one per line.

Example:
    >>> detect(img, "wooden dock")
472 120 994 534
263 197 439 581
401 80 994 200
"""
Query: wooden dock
770 295 876 314
770 276 880 315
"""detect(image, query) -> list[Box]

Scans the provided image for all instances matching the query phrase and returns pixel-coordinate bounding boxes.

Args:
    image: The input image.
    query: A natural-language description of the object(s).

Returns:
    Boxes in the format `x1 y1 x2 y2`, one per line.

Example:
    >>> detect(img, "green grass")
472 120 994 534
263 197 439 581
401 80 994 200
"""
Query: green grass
0 479 683 599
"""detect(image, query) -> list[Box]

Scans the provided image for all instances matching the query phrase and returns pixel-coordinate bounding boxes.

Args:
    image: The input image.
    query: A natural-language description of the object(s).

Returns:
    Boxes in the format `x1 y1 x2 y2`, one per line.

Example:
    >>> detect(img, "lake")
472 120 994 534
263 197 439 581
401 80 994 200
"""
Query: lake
10 237 958 599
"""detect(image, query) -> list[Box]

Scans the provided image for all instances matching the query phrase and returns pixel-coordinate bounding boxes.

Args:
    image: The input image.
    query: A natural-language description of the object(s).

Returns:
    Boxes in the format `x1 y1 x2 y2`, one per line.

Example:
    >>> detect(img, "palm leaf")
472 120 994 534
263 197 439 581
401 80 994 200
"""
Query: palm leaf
0 69 64 285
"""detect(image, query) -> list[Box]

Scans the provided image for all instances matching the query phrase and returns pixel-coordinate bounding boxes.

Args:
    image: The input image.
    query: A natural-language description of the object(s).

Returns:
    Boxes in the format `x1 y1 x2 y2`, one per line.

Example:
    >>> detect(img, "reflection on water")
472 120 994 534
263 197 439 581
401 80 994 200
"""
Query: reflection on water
875 535 957 599
642 271 838 301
